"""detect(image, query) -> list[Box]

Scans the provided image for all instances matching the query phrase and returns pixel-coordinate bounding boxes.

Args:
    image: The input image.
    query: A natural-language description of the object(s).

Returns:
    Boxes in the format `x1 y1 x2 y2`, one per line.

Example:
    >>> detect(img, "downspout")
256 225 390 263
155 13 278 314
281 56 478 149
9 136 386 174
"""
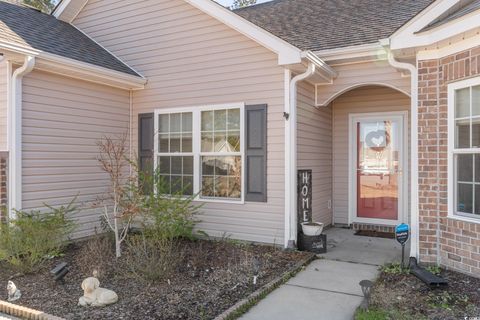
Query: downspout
381 40 419 259
129 90 133 176
285 62 316 248
8 56 35 218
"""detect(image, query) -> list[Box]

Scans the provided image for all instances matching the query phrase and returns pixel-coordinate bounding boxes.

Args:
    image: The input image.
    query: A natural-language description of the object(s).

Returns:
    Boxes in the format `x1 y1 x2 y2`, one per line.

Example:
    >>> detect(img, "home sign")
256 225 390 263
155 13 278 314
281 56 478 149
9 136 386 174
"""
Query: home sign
297 170 312 229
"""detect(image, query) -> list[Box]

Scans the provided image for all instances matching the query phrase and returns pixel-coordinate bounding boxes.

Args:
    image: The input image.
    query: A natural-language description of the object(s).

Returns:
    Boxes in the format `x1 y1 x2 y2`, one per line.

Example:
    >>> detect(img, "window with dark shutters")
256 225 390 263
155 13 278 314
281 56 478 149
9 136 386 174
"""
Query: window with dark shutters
245 104 267 202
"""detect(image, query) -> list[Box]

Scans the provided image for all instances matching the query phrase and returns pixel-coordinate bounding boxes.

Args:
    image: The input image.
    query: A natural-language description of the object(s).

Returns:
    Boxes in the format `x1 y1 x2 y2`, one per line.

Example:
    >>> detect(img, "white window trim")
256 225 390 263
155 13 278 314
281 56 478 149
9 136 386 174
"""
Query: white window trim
448 76 480 224
154 103 245 205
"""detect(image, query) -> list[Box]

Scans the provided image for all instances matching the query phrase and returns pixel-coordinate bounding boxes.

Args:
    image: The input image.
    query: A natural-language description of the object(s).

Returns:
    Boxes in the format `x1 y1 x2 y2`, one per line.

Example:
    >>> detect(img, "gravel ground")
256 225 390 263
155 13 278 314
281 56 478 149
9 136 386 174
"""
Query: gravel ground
0 238 310 320
369 268 480 319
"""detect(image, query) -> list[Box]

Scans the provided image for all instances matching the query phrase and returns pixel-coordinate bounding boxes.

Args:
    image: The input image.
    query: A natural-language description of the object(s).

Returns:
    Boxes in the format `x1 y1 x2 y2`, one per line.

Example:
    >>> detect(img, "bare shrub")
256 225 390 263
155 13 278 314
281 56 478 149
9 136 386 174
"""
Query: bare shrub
121 234 183 283
94 133 143 258
76 234 115 279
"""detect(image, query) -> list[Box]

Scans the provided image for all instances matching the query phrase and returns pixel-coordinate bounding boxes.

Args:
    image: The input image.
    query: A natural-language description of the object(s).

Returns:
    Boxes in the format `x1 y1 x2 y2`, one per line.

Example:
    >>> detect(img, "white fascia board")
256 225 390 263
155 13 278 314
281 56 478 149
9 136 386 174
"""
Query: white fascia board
0 40 146 90
390 0 480 50
417 33 480 60
52 0 71 19
37 53 147 90
184 0 302 65
314 43 386 62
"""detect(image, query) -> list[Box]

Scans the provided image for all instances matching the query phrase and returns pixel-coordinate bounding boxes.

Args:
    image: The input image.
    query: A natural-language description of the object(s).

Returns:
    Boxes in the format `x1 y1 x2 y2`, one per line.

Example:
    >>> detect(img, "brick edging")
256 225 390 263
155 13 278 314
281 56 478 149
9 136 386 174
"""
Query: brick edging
0 300 64 320
214 253 316 320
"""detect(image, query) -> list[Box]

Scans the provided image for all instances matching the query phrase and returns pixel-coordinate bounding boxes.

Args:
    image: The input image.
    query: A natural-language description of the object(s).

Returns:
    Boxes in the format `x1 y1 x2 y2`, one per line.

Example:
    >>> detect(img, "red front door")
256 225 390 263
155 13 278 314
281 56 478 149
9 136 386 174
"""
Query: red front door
355 117 402 221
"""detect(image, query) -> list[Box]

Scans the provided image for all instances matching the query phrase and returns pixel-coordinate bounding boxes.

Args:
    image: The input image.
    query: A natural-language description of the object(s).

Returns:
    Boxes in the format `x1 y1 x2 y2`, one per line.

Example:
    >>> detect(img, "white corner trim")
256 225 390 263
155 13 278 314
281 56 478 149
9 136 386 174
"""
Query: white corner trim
8 56 35 218
283 68 291 248
383 43 420 260
183 0 302 65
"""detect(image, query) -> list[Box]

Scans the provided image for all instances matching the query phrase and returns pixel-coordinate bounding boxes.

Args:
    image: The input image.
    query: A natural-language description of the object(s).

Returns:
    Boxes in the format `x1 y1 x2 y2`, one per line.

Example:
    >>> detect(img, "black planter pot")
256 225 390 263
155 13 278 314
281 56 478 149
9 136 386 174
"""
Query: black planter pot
298 233 327 254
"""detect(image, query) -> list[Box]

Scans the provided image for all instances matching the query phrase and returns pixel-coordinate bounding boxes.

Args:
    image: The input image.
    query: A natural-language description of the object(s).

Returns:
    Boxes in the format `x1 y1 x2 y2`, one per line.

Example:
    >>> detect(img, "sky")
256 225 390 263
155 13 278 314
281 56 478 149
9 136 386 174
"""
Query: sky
214 0 272 7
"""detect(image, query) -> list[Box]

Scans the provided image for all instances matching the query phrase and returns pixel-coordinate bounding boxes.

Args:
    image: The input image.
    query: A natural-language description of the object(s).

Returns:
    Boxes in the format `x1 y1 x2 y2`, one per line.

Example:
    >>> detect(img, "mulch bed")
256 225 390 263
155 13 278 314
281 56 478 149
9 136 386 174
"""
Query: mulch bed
368 268 480 319
0 238 310 320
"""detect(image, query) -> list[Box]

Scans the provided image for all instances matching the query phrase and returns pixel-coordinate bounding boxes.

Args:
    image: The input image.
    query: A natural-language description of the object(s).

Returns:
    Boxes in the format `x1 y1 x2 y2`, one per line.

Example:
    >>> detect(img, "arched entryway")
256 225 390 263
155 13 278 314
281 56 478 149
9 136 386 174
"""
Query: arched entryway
330 85 411 231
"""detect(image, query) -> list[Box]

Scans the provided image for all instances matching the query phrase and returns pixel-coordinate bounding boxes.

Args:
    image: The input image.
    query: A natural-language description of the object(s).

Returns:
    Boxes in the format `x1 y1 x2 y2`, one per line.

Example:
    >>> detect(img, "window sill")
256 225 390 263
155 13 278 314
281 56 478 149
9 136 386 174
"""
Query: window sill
447 214 480 225
195 197 244 205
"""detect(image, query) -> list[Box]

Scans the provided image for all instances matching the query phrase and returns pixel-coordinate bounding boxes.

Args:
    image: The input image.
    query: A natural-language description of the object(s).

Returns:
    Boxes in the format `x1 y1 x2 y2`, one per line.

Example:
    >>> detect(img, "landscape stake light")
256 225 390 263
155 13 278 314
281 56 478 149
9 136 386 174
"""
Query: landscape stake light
252 257 261 286
51 262 69 283
359 280 373 310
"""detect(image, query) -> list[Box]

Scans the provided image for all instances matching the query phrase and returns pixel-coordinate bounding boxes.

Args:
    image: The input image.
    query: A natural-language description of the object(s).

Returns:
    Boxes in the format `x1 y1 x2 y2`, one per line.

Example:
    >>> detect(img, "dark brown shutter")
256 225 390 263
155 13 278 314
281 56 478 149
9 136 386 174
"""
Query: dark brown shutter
245 104 267 202
138 113 154 193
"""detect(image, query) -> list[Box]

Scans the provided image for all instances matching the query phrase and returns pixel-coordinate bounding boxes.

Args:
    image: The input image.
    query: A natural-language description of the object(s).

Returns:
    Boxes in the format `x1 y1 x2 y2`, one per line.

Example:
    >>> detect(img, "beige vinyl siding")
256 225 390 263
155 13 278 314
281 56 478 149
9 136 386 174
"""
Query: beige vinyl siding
297 81 333 226
332 86 410 225
73 0 285 244
22 70 130 238
0 61 7 151
316 61 411 107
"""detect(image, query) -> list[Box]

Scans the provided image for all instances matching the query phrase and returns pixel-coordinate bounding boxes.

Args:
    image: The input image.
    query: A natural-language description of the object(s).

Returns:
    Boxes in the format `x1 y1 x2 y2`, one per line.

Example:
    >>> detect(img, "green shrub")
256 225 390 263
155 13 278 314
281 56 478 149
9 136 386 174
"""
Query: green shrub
0 198 76 273
355 308 389 320
426 265 442 275
139 169 202 241
381 263 410 275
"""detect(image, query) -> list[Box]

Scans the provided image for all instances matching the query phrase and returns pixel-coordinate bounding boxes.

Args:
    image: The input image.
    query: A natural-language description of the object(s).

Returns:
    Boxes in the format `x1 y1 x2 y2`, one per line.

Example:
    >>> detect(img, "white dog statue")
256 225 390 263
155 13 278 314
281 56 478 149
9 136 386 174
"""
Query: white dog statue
78 277 118 307
7 281 21 302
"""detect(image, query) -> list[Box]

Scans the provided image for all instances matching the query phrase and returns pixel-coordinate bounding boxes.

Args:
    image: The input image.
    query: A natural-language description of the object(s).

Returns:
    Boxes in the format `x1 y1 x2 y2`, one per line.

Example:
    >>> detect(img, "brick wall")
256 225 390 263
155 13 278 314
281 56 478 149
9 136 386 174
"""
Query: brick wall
418 46 480 276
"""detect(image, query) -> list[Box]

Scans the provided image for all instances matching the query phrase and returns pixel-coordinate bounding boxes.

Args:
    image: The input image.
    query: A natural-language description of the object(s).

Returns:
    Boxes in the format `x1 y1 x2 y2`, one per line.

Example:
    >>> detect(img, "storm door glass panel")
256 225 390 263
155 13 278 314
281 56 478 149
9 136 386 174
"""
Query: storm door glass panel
356 120 400 220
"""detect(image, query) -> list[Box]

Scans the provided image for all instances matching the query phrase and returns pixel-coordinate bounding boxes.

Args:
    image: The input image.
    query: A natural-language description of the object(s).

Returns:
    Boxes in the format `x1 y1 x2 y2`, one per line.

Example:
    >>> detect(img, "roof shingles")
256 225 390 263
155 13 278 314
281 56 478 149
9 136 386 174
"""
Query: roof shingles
235 0 436 51
0 0 140 77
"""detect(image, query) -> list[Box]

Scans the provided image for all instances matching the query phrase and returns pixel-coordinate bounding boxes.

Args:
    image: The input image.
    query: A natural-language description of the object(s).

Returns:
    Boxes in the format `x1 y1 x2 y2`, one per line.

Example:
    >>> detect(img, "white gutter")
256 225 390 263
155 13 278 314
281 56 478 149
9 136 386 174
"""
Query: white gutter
301 51 338 80
285 62 316 248
380 39 419 259
0 41 146 90
8 56 35 218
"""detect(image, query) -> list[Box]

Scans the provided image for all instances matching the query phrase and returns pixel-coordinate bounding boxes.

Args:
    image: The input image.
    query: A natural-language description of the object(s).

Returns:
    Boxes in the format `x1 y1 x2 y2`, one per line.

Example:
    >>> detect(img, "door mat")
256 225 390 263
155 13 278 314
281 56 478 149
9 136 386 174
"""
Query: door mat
355 229 395 239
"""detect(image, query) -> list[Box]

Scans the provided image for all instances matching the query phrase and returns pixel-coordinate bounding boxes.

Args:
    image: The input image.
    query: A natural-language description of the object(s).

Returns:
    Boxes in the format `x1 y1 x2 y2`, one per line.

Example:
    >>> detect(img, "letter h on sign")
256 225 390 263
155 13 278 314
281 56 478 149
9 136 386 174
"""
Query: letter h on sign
297 170 312 229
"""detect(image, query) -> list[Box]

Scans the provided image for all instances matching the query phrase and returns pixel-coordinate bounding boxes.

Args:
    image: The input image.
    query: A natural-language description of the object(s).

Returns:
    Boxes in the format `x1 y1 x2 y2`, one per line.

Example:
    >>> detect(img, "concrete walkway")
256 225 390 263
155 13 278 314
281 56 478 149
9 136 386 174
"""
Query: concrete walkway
241 228 404 320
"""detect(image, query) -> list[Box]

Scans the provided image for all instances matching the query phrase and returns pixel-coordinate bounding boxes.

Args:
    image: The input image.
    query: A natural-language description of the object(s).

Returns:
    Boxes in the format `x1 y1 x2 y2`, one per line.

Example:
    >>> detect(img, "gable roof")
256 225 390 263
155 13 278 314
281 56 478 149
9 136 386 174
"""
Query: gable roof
235 0 436 52
419 0 480 32
0 0 140 77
